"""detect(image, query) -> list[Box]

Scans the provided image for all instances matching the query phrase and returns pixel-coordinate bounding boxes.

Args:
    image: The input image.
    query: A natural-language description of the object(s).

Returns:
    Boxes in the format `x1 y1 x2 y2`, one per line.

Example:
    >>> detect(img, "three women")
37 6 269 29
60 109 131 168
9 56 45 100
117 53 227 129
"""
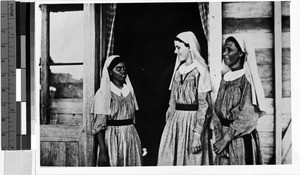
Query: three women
91 32 266 166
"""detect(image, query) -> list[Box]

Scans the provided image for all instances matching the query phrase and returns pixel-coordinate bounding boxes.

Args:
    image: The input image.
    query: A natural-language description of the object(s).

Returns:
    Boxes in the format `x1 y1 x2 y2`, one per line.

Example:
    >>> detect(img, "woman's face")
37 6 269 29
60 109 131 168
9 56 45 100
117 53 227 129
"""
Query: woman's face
174 40 190 62
223 40 243 68
110 62 127 83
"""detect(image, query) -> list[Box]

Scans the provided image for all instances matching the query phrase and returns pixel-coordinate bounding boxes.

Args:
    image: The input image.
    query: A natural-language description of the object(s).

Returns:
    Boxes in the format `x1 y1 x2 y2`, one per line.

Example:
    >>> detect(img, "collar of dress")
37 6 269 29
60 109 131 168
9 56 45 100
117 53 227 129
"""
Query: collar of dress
110 82 130 97
223 68 245 81
178 62 196 75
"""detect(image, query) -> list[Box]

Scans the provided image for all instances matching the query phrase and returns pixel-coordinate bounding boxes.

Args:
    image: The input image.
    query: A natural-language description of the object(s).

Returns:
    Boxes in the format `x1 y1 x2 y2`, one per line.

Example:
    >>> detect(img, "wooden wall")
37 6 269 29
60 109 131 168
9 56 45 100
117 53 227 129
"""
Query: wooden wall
222 2 291 164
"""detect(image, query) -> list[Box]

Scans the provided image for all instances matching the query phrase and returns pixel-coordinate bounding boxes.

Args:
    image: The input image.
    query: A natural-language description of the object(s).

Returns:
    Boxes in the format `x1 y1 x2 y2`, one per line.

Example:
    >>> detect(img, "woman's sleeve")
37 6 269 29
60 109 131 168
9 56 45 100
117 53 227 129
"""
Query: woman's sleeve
193 92 210 135
92 114 107 134
226 83 259 139
166 83 176 122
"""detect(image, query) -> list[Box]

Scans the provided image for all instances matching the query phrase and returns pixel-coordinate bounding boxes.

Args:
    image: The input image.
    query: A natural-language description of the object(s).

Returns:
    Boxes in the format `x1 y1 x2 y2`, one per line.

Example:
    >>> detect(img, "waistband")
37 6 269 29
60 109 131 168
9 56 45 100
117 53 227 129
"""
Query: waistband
218 117 234 127
175 103 198 111
107 118 133 126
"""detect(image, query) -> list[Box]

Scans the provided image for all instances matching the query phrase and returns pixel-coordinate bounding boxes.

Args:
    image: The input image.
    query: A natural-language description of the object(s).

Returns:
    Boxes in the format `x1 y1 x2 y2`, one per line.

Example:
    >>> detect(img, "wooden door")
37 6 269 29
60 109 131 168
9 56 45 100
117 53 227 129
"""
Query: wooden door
39 4 99 166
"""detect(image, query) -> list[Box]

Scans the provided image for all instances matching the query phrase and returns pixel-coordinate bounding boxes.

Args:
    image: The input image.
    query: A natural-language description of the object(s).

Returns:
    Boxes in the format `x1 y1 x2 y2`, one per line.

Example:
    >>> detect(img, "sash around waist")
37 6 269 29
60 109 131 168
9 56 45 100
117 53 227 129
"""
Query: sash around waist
107 118 133 126
175 103 198 111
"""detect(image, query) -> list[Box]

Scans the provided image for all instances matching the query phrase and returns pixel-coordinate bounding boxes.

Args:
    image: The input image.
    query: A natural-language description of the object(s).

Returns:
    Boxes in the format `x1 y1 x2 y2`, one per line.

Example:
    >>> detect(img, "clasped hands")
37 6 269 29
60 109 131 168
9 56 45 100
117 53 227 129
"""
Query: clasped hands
213 134 231 157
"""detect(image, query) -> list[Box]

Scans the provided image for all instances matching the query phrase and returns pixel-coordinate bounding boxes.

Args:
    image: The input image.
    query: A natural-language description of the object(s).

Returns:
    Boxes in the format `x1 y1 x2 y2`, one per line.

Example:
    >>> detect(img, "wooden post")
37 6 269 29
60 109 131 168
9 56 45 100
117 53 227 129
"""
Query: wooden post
274 1 282 165
82 4 100 166
40 5 50 125
208 2 222 102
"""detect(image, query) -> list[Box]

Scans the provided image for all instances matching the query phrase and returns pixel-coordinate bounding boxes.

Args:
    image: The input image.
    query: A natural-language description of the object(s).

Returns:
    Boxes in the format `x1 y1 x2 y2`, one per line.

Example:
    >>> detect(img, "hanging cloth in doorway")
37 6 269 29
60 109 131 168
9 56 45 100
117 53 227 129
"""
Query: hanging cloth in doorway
198 2 209 41
105 4 117 58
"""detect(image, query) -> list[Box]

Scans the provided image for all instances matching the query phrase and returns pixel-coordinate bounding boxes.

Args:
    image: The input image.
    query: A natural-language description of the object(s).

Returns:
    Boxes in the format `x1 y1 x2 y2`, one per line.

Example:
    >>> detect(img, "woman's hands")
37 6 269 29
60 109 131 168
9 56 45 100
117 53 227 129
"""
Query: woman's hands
191 132 202 154
213 134 231 156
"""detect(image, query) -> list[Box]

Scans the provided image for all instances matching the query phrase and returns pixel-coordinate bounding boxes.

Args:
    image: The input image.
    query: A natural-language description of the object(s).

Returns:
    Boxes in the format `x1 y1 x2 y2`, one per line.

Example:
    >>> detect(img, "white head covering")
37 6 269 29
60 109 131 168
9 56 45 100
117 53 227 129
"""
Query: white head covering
169 31 211 93
91 55 138 115
225 36 267 115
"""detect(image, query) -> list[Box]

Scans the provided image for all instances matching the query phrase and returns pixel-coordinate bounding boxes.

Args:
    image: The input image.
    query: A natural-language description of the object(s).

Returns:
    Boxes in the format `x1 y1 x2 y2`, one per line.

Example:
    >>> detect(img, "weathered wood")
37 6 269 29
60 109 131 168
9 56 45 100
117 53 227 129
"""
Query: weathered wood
223 32 290 49
282 48 290 64
83 4 98 166
222 2 273 18
282 121 291 163
258 131 274 146
50 142 66 166
282 1 290 17
50 107 82 114
222 18 273 34
40 142 51 166
283 80 291 97
50 98 82 109
40 125 81 142
50 113 83 126
256 48 273 65
257 114 291 132
40 5 50 124
261 80 273 98
209 2 222 101
274 1 282 164
282 16 290 33
66 142 79 166
257 64 273 80
261 145 274 164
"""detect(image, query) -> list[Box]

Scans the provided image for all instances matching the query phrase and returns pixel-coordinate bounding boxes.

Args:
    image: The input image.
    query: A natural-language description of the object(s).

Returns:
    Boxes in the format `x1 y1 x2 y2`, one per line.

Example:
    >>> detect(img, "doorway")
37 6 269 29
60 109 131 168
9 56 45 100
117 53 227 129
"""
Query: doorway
113 3 207 165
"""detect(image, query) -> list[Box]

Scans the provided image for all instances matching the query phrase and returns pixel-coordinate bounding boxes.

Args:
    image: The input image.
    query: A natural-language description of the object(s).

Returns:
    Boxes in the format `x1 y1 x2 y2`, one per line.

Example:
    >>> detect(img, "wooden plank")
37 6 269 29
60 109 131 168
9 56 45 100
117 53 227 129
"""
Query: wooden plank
257 114 291 132
282 16 290 33
261 145 274 164
282 121 291 162
209 2 222 101
256 48 273 65
282 1 290 17
66 142 79 166
222 18 273 34
283 80 291 98
40 142 51 166
283 64 291 81
50 142 66 166
258 131 274 147
274 1 282 164
257 64 273 80
222 2 273 18
83 4 98 166
282 32 290 48
282 48 290 64
50 113 83 125
40 5 50 124
50 99 83 109
40 125 81 142
262 80 273 98
50 107 82 114
257 114 274 132
223 32 273 49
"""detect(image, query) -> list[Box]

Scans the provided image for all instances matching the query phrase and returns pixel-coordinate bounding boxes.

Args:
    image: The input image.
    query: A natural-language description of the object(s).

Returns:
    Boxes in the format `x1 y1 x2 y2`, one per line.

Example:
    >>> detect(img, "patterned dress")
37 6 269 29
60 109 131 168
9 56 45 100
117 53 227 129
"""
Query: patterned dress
214 74 262 165
157 67 212 166
92 92 142 166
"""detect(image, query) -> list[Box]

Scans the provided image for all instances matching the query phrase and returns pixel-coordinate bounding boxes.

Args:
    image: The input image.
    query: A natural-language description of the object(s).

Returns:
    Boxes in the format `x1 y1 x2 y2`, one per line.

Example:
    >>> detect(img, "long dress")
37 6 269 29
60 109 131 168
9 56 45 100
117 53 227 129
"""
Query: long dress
157 67 212 166
92 92 142 166
214 74 262 165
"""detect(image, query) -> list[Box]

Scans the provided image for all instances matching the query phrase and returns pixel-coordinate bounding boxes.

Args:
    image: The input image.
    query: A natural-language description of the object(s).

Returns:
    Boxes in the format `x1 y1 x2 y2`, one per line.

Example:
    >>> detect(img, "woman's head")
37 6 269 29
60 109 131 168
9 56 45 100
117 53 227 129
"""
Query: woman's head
174 37 191 62
108 56 127 84
223 36 245 70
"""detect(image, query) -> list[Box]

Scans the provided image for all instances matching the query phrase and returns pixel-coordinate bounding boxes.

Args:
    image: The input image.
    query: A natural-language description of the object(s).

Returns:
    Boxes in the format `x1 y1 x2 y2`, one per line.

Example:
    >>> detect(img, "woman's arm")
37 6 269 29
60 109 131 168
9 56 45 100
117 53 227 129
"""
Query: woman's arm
96 129 109 166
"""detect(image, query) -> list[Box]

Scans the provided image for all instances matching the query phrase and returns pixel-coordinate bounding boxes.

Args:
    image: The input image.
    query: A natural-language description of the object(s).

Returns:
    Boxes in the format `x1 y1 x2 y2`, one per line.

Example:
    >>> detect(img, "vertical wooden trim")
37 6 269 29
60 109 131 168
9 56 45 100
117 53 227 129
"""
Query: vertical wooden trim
82 4 98 166
40 5 50 125
208 2 222 102
274 1 283 165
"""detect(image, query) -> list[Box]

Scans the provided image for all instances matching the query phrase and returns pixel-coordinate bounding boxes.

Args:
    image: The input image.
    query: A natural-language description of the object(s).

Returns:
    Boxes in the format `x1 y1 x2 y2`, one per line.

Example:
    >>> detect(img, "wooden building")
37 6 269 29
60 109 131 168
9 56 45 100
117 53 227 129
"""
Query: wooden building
39 2 291 166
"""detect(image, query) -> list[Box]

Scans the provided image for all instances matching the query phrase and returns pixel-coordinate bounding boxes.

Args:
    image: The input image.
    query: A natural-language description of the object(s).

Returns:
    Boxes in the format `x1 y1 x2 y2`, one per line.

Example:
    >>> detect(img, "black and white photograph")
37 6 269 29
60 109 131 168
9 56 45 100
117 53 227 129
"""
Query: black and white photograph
36 0 295 173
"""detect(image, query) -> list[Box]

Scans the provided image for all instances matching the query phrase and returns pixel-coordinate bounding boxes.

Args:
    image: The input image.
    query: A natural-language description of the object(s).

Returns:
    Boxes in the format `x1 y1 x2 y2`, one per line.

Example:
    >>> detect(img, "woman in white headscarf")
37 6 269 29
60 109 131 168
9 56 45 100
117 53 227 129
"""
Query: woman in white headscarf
157 31 213 166
213 36 267 165
91 55 142 166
